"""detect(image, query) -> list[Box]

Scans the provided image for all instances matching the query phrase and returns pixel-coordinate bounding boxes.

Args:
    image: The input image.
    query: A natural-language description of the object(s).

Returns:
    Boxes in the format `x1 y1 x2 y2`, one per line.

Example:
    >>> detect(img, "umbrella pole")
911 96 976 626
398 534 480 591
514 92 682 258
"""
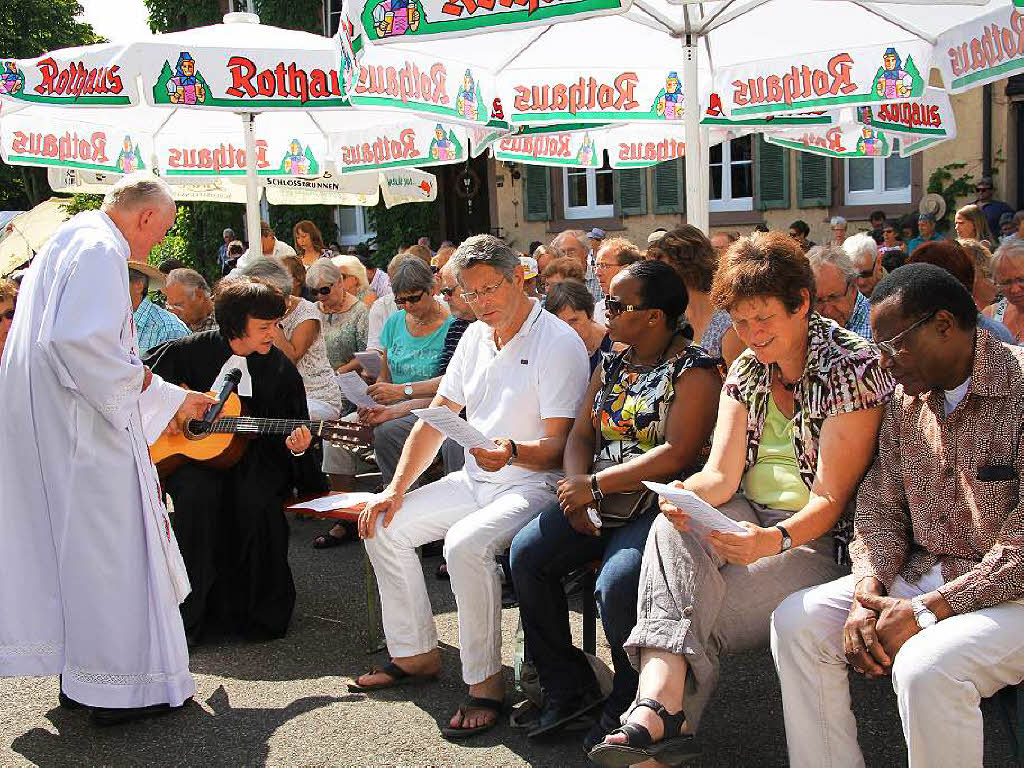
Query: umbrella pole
242 112 263 251
683 34 709 234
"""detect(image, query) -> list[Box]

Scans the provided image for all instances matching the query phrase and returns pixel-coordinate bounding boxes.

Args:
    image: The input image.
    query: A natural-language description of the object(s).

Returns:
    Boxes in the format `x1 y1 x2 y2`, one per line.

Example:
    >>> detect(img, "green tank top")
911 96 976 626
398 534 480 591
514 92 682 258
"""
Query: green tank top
741 395 810 512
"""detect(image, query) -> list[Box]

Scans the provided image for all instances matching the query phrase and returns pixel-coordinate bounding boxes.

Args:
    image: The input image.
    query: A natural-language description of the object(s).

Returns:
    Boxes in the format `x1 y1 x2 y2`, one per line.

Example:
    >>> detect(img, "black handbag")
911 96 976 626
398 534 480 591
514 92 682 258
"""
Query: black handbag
591 353 659 528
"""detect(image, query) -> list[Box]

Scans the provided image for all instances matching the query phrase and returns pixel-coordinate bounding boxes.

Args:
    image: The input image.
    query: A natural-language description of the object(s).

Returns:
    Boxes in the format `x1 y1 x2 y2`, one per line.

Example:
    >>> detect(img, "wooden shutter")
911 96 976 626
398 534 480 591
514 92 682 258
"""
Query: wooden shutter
796 152 832 208
652 158 685 214
523 165 551 221
614 168 647 217
754 135 790 210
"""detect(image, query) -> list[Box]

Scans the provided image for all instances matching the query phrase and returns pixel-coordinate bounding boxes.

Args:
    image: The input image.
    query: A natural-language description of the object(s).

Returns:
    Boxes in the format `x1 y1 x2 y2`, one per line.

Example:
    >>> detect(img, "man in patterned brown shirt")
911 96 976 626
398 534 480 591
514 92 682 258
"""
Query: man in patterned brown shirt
772 263 1024 768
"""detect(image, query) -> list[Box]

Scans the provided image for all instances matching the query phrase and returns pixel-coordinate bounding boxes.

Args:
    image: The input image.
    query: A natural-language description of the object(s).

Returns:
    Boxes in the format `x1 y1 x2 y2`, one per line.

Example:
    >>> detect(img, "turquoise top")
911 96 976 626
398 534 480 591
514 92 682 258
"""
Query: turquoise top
380 310 453 384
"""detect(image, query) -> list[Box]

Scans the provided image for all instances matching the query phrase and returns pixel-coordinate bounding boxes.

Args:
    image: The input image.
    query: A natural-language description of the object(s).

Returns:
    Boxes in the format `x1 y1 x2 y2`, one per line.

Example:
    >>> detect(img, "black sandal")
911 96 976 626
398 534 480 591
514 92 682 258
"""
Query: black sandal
347 661 438 692
441 696 505 741
587 698 698 767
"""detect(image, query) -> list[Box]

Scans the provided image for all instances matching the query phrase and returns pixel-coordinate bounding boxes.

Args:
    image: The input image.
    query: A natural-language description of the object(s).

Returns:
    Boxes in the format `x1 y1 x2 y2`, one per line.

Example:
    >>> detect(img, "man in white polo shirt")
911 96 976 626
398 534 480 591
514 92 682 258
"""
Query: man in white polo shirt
352 234 590 740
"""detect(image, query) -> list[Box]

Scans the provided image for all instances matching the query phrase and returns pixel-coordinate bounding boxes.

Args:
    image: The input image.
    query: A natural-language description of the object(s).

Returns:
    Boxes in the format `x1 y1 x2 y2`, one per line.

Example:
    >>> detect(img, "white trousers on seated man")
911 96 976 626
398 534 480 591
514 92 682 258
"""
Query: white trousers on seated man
364 469 553 684
770 565 1024 768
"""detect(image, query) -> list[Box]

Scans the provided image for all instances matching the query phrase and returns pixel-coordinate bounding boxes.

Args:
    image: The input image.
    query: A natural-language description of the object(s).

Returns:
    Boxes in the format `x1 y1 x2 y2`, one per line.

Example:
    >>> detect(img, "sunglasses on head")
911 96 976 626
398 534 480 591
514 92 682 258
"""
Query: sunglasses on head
395 290 426 306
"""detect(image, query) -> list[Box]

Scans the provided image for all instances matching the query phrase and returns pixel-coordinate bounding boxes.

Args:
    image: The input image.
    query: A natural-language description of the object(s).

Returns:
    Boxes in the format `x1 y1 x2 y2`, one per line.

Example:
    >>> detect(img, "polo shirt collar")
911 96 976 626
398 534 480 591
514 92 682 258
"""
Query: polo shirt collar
487 297 543 352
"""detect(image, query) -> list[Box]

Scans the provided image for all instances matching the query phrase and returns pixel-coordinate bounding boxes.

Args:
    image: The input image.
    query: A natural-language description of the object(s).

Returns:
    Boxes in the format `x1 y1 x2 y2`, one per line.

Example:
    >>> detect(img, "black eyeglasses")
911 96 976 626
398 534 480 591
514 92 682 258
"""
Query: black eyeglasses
876 311 937 358
604 297 649 317
395 291 427 306
315 285 333 295
857 253 879 279
1 309 13 321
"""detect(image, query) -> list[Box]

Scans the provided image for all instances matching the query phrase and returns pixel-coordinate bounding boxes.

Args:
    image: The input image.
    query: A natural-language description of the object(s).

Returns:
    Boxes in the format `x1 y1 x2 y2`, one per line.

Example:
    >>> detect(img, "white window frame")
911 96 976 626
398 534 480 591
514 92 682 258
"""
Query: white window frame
845 144 912 206
334 205 375 247
710 137 754 213
562 166 615 220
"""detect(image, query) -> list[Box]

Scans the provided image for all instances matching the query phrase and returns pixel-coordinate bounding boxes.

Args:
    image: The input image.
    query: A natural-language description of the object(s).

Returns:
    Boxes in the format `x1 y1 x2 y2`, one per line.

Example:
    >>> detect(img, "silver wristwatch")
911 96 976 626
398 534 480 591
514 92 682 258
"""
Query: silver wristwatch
775 524 792 553
403 384 414 398
910 596 938 629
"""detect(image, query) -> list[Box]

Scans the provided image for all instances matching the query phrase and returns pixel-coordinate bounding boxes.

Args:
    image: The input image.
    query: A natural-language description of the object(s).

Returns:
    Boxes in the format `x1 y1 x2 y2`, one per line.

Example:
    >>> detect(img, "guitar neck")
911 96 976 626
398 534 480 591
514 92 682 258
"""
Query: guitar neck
207 417 326 437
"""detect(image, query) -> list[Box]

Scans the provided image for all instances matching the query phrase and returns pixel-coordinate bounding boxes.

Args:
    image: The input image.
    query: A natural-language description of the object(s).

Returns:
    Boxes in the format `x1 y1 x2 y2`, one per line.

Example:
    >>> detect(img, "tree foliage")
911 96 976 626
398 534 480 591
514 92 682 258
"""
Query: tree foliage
0 0 101 210
368 199 440 267
142 0 223 33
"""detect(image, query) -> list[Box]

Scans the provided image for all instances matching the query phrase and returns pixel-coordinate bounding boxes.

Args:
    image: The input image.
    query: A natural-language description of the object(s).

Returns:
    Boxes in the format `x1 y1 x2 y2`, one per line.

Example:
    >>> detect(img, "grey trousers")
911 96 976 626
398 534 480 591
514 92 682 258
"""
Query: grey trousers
624 495 846 731
373 413 465 488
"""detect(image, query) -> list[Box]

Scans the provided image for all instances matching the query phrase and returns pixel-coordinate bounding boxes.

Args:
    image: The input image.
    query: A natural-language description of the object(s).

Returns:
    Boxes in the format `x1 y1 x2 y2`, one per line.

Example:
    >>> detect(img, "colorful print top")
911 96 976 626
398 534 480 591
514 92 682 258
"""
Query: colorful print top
724 313 894 554
592 342 720 465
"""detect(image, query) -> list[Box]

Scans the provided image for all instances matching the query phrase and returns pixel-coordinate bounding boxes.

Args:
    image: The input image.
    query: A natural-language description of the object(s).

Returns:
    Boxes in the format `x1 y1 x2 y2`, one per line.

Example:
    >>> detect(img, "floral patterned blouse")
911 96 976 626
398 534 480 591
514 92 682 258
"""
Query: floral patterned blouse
592 342 721 465
319 298 369 370
724 313 894 556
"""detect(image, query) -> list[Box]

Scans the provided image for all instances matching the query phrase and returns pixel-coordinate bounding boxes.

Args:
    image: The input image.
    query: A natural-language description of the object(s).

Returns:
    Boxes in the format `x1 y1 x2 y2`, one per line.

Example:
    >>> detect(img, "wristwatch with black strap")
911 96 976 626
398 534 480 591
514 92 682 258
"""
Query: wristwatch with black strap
775 523 792 553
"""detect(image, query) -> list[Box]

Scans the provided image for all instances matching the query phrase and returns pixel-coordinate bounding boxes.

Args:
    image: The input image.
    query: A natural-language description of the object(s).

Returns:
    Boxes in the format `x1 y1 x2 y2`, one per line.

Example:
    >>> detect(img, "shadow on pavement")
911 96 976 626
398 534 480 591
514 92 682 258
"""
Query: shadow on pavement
11 685 348 767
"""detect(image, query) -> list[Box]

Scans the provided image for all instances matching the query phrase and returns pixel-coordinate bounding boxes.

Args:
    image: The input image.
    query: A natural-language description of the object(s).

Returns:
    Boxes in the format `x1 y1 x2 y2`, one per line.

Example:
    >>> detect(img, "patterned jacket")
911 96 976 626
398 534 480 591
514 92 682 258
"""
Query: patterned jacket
724 313 894 555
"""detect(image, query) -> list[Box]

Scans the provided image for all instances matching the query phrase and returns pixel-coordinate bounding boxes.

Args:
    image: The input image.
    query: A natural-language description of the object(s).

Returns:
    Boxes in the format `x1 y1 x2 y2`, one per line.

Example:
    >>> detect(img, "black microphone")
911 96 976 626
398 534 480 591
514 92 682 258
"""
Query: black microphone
201 368 242 427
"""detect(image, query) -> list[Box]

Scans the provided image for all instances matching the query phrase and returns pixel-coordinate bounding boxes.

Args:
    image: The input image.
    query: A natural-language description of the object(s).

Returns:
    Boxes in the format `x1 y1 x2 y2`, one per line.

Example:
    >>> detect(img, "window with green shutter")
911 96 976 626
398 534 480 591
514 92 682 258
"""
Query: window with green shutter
524 165 551 221
796 153 831 208
652 158 685 214
614 168 647 217
754 135 790 210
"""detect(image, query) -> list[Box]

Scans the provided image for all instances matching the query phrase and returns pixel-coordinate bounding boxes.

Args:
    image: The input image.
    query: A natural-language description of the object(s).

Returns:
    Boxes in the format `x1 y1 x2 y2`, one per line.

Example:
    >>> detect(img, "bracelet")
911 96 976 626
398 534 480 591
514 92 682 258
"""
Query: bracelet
590 474 605 501
505 439 518 466
290 449 306 457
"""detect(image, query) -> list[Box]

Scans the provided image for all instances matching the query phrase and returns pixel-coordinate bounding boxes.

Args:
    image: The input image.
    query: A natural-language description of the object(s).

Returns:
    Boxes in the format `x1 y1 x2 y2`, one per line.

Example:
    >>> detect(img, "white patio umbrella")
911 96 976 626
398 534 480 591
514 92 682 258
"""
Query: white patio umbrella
0 12 467 247
340 0 1002 231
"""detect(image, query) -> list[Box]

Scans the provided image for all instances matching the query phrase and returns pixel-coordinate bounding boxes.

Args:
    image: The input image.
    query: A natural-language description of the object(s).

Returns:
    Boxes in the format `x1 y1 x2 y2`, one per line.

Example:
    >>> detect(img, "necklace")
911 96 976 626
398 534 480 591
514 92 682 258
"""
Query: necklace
773 363 799 391
411 299 441 326
627 330 680 369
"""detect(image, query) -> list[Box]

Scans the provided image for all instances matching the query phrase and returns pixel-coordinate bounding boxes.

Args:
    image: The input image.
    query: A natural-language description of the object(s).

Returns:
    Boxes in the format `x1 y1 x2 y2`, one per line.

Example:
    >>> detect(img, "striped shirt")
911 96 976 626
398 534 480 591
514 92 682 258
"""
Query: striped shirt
439 318 471 373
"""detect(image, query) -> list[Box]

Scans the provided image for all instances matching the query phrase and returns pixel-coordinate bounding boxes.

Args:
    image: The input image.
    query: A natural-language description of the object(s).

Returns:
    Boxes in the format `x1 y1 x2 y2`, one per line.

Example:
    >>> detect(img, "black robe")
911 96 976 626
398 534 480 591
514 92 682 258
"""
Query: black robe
145 331 307 642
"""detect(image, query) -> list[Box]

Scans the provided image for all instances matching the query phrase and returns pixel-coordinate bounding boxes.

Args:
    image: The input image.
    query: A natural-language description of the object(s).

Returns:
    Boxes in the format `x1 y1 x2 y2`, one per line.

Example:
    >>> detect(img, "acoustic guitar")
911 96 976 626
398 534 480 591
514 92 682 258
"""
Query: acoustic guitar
150 392 372 479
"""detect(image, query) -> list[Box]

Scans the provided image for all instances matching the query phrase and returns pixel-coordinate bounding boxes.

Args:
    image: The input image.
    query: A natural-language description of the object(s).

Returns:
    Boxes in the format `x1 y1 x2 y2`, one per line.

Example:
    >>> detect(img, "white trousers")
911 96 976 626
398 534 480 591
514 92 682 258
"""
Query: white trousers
363 470 553 684
771 567 1024 768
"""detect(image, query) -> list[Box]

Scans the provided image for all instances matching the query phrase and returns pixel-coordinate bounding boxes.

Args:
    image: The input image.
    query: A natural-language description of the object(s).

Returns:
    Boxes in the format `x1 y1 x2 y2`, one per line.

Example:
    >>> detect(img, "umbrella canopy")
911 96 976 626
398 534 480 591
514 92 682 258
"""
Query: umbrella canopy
340 0 1004 230
0 199 69 277
0 12 467 245
46 165 438 208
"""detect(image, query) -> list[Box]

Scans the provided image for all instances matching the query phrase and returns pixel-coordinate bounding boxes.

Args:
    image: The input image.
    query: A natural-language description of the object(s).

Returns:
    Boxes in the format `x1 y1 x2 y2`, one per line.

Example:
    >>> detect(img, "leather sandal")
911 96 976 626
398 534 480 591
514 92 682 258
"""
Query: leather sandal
347 661 438 693
441 695 505 741
587 698 699 767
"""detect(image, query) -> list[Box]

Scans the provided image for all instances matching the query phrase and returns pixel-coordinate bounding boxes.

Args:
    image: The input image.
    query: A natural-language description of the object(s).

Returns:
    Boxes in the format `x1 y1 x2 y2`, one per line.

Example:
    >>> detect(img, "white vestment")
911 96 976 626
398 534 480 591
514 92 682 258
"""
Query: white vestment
0 210 195 708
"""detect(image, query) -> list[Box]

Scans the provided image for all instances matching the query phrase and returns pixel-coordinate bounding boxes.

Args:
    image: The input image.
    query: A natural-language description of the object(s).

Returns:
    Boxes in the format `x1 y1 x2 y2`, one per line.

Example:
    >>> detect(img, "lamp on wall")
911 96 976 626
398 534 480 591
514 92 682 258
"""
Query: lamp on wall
504 161 522 181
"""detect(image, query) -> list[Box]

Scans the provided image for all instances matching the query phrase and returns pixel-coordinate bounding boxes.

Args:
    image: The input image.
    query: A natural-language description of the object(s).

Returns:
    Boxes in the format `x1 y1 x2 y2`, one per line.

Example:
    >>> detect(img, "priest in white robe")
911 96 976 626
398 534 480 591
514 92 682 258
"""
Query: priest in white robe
0 174 214 725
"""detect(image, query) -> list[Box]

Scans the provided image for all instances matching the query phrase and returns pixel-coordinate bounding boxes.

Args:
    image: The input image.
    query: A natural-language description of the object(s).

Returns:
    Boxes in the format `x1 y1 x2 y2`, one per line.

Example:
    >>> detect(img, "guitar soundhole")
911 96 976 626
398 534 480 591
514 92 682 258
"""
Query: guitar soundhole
184 420 211 440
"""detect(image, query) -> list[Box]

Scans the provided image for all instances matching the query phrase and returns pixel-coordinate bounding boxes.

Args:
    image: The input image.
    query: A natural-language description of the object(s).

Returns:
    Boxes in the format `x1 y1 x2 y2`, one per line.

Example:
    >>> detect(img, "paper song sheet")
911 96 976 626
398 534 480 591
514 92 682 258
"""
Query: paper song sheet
642 482 747 535
354 351 382 379
335 371 380 409
411 407 499 450
287 492 376 513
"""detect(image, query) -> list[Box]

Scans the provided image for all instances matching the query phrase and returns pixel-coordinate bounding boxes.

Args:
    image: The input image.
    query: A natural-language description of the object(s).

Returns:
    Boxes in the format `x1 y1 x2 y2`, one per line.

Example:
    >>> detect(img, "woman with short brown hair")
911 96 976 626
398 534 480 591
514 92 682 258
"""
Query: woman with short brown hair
590 232 893 767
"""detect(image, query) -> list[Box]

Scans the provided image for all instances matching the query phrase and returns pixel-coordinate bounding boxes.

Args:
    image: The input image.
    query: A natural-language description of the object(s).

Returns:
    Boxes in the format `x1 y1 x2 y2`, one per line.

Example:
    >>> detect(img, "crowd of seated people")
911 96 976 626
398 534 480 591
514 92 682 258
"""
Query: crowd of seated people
21 203 1023 766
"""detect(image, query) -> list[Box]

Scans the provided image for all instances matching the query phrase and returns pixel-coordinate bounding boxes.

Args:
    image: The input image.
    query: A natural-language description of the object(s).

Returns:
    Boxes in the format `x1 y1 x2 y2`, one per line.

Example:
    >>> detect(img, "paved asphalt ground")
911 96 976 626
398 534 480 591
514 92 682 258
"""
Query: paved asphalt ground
2 511 1020 767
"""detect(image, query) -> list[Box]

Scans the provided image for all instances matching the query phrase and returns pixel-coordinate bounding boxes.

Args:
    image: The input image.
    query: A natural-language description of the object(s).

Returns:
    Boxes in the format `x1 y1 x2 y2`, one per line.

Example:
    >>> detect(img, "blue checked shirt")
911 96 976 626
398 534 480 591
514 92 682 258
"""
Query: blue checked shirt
133 296 190 355
846 290 873 340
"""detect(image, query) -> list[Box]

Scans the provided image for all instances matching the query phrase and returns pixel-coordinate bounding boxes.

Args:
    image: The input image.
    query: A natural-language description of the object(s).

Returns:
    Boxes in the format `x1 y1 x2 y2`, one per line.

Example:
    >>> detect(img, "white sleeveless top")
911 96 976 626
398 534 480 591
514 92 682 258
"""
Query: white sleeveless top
280 298 343 412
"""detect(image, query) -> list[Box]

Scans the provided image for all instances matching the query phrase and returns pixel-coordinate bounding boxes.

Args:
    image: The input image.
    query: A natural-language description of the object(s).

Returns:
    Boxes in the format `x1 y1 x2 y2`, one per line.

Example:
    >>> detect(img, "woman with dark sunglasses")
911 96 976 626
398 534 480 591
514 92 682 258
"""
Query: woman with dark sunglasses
305 259 368 377
318 258 452 509
510 260 722 750
0 278 16 361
